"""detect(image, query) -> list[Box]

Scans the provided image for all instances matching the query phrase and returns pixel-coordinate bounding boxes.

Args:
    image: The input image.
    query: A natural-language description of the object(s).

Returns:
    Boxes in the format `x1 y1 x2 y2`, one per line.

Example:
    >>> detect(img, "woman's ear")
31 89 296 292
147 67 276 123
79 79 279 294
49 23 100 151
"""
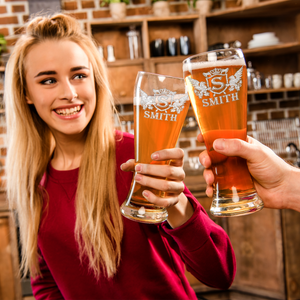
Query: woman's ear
25 96 33 104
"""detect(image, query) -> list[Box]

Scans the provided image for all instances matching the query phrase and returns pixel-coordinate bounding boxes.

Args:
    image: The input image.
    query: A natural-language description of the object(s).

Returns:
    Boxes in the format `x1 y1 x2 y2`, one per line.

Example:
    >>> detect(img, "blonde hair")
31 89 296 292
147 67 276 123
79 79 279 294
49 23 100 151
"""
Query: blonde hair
5 13 123 279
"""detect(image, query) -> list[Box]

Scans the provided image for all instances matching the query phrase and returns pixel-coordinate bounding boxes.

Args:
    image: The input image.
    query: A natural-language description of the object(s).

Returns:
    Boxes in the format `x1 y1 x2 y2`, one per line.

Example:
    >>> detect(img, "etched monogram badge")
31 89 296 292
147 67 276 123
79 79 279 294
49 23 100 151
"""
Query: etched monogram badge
187 66 243 99
139 88 189 114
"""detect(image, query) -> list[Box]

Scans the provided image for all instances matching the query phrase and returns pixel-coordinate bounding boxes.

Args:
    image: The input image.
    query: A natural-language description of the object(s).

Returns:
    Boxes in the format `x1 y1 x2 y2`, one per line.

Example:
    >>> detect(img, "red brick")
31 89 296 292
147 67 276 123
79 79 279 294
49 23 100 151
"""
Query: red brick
132 0 145 4
13 27 23 35
119 115 134 122
12 5 25 12
66 12 87 20
0 16 18 25
0 168 5 177
180 129 198 138
0 158 5 167
279 100 300 108
0 126 6 134
0 148 6 156
6 37 18 46
195 140 205 147
0 28 9 36
0 178 6 190
256 112 269 121
188 149 201 157
0 137 3 146
99 1 109 8
63 1 78 10
123 104 133 112
169 3 188 13
248 102 276 112
82 0 95 8
93 10 111 18
127 7 151 16
288 110 300 118
270 111 285 119
0 6 7 14
179 140 191 148
23 15 29 23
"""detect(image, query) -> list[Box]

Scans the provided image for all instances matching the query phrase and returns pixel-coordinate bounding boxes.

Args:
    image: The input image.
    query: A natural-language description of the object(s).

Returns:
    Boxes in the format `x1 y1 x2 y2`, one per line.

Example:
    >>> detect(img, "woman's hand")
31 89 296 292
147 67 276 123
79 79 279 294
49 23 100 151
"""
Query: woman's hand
121 148 194 228
197 133 300 212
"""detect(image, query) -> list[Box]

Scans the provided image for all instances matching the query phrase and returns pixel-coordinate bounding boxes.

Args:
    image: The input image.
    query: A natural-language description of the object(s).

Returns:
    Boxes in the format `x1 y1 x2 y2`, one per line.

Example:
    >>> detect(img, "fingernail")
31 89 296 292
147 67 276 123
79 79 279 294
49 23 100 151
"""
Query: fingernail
151 153 159 160
135 174 142 182
142 191 149 199
213 139 225 150
135 164 141 172
120 164 124 170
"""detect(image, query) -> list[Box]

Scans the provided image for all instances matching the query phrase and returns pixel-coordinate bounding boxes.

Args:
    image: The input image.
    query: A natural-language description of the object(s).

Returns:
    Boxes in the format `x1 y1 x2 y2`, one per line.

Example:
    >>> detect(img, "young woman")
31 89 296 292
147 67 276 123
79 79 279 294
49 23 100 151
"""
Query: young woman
5 13 236 299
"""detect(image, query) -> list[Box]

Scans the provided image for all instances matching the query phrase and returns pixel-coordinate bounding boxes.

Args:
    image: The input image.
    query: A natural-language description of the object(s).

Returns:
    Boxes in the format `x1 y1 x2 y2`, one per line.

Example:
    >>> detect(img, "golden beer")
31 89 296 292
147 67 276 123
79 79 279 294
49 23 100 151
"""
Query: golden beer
183 49 263 216
130 98 190 207
120 72 190 223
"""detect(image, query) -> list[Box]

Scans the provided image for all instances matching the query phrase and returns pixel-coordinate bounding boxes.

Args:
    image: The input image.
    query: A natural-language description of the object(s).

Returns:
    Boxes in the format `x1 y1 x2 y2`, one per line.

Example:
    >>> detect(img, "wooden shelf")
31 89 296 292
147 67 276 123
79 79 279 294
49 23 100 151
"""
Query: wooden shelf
106 58 144 67
243 42 300 57
248 87 300 94
208 0 300 19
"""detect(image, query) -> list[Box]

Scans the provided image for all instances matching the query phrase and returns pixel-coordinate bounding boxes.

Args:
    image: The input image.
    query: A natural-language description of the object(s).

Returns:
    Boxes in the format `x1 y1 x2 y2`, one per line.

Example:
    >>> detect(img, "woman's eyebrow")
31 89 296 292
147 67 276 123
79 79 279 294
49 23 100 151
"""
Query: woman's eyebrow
70 66 89 72
34 70 56 78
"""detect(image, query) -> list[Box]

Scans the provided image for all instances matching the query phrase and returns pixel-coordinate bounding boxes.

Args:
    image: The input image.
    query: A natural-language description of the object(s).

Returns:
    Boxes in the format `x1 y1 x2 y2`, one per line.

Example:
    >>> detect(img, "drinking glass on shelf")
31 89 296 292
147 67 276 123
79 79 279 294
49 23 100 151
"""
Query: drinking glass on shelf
183 48 264 217
120 71 190 224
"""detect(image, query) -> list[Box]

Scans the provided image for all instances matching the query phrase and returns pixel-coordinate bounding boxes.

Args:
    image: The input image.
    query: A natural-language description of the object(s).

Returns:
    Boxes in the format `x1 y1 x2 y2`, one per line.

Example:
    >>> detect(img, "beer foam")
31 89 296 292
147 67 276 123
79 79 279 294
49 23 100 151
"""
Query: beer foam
182 57 245 73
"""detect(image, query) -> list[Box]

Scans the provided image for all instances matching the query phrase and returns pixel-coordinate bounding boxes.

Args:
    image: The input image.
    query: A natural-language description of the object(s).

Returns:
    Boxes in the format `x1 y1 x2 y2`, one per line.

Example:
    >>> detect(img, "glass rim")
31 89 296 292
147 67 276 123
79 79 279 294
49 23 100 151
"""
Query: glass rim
182 48 244 65
137 71 184 81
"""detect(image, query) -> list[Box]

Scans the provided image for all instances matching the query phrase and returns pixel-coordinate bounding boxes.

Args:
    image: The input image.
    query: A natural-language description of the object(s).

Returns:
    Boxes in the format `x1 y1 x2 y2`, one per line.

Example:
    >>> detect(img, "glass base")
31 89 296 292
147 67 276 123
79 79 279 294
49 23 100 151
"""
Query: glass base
210 193 264 217
120 201 168 224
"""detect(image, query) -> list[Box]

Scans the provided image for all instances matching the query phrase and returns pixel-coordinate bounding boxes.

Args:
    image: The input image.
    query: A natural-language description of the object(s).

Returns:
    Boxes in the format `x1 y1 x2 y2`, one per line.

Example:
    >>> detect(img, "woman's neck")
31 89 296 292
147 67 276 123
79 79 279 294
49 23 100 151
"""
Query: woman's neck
51 132 86 171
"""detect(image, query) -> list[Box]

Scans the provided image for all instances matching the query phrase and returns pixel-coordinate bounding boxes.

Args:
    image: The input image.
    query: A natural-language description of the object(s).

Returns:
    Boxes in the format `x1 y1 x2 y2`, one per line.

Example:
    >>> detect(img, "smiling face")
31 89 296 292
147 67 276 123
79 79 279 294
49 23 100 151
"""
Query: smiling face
25 39 96 140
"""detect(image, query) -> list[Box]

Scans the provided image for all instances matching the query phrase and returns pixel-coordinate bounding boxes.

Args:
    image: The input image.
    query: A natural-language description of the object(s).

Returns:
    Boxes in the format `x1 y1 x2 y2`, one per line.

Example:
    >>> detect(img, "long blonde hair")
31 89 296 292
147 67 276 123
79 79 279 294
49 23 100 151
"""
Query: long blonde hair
5 13 123 279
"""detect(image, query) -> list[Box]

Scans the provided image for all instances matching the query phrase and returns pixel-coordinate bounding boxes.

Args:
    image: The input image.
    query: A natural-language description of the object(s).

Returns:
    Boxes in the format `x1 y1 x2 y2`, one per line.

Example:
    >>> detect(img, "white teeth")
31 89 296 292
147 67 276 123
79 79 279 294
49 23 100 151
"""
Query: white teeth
55 105 81 116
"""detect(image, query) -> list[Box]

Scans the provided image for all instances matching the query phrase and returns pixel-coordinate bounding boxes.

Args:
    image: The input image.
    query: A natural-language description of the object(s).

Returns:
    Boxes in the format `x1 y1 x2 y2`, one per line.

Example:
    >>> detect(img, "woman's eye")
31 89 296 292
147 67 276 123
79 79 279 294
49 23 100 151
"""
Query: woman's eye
74 74 87 80
41 78 56 85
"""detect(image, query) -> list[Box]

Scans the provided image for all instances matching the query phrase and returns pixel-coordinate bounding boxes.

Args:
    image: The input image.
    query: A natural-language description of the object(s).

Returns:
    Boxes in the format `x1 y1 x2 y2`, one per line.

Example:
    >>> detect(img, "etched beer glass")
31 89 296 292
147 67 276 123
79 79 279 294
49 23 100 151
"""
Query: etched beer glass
120 72 190 224
183 49 264 216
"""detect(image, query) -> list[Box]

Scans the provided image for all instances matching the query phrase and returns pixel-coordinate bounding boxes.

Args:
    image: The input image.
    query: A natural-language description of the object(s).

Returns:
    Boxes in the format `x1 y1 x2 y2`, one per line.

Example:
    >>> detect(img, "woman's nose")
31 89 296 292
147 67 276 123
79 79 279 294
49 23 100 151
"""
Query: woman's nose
59 80 77 101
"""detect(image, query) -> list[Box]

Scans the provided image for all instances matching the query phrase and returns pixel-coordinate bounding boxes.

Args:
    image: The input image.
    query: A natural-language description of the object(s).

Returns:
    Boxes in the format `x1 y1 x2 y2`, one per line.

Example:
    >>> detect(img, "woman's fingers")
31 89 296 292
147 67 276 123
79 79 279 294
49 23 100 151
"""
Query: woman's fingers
142 190 183 208
135 163 185 181
151 148 184 167
135 173 185 194
120 159 135 172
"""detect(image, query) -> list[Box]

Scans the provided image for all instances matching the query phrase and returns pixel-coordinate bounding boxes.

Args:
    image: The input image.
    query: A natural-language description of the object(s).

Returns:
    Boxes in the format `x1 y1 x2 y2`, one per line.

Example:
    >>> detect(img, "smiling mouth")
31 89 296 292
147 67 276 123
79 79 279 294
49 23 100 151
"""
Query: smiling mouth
55 105 82 116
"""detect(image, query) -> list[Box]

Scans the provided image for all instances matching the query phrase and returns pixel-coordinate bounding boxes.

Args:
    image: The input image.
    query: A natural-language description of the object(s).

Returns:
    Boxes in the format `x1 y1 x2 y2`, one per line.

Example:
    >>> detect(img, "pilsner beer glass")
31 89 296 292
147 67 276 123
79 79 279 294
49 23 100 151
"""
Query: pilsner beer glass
183 48 264 216
120 72 190 224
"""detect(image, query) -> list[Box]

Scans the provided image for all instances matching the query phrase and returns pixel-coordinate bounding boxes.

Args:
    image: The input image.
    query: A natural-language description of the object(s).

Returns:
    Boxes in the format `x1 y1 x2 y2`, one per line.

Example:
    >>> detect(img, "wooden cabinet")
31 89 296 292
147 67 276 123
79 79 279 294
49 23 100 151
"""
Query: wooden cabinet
207 0 300 80
87 15 206 104
88 0 300 104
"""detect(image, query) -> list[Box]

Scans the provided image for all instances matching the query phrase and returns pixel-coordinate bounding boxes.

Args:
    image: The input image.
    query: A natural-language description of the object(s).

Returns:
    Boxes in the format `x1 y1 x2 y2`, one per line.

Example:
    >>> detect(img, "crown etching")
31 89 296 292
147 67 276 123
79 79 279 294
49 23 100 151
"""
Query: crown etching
203 68 229 78
139 88 188 114
188 66 244 98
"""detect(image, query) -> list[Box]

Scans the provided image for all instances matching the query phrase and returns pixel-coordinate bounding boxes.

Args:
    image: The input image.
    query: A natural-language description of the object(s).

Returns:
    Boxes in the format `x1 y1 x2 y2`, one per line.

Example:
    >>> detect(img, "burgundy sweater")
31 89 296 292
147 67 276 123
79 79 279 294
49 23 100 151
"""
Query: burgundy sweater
31 132 236 300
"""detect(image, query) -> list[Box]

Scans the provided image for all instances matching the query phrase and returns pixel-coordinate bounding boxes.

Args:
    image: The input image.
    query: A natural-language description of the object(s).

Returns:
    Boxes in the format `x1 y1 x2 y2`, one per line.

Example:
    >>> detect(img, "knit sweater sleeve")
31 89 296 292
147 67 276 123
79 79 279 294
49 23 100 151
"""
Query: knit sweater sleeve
161 186 236 290
31 249 64 300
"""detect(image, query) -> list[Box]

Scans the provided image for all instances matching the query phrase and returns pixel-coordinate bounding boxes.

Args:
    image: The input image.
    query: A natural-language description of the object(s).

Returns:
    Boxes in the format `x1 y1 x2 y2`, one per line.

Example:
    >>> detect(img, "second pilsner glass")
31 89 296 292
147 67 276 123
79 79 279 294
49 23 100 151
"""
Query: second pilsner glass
183 48 264 217
120 71 190 224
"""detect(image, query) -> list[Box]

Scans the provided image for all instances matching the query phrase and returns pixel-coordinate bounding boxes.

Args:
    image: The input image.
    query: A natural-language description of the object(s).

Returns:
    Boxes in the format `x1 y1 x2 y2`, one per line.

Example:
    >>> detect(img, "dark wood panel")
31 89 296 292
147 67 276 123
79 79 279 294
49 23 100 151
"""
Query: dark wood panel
281 209 300 300
0 212 21 300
